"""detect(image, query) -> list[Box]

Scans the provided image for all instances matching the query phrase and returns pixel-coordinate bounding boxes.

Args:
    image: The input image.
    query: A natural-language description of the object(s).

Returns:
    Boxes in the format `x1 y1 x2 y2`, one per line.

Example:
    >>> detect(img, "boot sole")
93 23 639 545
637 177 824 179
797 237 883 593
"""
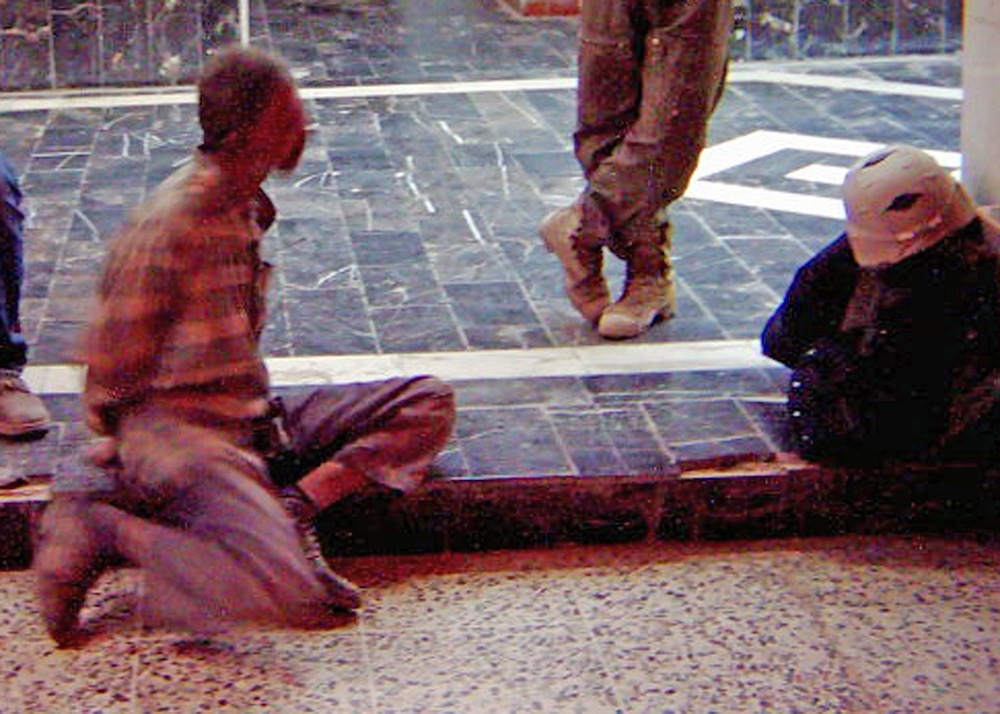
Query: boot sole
0 417 50 437
598 306 675 340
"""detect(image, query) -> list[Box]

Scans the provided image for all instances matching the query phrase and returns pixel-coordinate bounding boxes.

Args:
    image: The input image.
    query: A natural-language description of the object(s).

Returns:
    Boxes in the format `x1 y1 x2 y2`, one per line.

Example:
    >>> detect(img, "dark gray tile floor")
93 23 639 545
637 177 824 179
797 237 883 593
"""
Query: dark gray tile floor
0 1 965 489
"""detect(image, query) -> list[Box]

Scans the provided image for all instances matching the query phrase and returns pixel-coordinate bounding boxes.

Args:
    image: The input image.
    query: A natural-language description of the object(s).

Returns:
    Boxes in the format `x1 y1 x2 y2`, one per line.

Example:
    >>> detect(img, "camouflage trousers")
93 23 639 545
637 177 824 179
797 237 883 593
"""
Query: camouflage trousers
574 0 733 252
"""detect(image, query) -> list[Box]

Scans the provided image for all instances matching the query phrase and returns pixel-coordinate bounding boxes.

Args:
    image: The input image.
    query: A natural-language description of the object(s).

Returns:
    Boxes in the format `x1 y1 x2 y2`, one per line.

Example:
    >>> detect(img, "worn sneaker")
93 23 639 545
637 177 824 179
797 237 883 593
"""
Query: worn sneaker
33 499 113 647
597 273 676 340
279 485 362 611
0 370 50 437
539 204 610 324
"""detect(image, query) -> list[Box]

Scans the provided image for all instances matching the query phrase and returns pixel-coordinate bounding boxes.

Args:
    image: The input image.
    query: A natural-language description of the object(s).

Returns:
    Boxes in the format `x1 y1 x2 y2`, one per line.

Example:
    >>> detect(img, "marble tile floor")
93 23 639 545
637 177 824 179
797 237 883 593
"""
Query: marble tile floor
0 49 983 564
1 535 997 712
0 10 993 710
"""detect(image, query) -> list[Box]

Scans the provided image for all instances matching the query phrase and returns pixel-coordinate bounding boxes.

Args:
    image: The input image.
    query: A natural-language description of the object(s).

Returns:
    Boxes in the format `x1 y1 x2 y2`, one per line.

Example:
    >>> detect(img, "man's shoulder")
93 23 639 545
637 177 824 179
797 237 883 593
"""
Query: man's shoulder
115 158 242 254
797 234 855 279
973 212 1000 257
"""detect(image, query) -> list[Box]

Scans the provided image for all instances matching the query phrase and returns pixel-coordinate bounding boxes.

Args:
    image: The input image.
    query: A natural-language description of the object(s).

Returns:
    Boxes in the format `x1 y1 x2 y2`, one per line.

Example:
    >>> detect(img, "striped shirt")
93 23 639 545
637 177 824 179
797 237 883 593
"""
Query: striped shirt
82 152 273 435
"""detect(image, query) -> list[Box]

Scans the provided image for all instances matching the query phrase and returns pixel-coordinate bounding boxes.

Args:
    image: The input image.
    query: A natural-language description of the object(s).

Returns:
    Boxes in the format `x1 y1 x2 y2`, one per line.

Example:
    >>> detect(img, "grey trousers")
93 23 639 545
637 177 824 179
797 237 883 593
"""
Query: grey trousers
575 0 733 251
270 375 456 494
81 409 327 631
72 376 455 632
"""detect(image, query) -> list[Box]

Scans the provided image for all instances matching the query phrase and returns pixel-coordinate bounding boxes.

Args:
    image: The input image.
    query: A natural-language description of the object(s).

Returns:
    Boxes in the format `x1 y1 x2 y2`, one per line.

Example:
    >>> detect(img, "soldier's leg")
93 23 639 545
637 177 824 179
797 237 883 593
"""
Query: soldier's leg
591 0 733 338
0 153 49 434
540 0 642 324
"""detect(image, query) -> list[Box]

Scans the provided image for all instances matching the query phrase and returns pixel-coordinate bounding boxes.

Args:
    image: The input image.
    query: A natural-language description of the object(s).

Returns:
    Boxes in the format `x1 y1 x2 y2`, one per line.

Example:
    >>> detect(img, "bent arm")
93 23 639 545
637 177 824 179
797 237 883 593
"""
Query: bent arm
761 236 857 368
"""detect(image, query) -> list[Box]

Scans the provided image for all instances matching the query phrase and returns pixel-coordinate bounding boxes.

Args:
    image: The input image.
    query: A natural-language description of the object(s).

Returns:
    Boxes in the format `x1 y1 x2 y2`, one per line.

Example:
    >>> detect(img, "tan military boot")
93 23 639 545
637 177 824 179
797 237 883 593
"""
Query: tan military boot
598 274 676 339
539 203 610 324
0 370 50 437
598 225 676 340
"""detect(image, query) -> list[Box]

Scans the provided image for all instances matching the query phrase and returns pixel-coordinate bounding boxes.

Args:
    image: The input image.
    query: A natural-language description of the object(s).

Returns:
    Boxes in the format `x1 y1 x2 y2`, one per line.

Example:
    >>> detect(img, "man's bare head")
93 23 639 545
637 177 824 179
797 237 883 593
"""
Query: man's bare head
198 47 307 174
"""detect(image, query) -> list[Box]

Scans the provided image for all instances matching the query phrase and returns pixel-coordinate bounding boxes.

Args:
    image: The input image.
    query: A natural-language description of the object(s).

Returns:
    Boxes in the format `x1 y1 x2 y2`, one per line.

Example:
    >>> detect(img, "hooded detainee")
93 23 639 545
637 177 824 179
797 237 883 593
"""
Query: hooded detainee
761 145 1000 464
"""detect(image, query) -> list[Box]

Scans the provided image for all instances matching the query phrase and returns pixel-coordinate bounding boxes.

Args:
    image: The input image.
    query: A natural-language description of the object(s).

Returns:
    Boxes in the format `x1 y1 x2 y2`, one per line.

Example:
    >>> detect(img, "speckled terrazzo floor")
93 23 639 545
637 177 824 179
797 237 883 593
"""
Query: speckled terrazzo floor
2 535 998 712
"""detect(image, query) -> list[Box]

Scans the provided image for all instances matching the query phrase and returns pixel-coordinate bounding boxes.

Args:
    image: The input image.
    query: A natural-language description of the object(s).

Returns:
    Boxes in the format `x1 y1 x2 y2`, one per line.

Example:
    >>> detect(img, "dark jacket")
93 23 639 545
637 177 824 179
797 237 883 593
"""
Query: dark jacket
761 218 1000 462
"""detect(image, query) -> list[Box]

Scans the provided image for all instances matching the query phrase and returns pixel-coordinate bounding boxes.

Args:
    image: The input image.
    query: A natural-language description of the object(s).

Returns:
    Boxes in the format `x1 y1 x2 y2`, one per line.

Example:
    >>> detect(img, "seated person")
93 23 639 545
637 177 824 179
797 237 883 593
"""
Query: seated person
762 145 1000 465
32 47 455 647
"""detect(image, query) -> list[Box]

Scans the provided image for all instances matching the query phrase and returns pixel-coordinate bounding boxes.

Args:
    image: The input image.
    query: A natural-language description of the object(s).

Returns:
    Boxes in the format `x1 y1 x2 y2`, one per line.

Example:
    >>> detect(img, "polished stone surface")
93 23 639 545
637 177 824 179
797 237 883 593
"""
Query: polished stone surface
0 6 981 567
0 7 991 710
0 52 964 487
1 537 997 711
0 0 964 91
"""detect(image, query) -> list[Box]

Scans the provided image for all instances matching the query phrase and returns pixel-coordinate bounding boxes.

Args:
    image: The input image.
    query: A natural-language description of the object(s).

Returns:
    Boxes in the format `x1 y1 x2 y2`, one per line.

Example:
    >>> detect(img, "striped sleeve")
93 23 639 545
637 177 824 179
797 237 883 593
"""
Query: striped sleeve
83 221 178 435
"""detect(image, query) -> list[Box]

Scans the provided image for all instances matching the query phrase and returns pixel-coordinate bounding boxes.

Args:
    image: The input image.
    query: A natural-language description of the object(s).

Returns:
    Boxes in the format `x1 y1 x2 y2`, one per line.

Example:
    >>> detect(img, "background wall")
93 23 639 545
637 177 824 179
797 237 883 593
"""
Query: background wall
0 0 241 91
731 0 963 61
0 0 965 92
961 0 1000 205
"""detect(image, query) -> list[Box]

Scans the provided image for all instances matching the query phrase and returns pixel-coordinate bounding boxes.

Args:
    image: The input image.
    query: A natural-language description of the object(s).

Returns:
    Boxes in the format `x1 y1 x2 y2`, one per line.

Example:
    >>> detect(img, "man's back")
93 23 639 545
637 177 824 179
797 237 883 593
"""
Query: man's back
82 153 271 436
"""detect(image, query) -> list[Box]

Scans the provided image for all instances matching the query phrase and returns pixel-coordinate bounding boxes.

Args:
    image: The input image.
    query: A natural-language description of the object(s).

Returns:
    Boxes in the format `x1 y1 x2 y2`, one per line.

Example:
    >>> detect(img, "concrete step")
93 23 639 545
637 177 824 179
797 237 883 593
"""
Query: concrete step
4 453 998 569
2 368 997 568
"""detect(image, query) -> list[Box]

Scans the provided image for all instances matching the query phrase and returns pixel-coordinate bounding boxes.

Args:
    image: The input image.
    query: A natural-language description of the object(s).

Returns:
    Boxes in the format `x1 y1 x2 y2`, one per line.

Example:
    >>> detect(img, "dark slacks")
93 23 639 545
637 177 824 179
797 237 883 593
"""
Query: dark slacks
0 153 27 370
270 375 456 494
85 408 328 631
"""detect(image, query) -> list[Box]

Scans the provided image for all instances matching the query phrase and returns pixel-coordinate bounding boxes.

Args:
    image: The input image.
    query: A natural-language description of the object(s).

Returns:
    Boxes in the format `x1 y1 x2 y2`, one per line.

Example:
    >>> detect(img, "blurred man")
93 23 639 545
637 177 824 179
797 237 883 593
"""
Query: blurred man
33 47 454 647
541 0 733 339
762 145 1000 464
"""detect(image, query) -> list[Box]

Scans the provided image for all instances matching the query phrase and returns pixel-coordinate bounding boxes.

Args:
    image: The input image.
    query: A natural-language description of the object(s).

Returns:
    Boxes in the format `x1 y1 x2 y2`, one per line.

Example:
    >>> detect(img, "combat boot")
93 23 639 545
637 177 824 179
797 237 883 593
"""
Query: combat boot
598 226 676 340
279 485 362 612
0 369 50 437
539 203 610 324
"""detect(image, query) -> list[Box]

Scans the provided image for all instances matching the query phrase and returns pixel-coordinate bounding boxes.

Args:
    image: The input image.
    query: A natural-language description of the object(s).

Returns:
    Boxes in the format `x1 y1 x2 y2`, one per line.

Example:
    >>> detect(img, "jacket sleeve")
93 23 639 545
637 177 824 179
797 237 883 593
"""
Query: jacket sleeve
82 225 178 435
761 236 857 368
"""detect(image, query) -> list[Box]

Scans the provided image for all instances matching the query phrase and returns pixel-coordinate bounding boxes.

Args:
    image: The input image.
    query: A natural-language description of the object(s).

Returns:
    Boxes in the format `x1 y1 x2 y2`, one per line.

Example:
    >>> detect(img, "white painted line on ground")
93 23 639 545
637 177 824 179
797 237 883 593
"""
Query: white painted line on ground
22 339 777 396
694 130 962 179
687 130 963 218
785 164 849 185
0 88 197 113
787 162 961 186
0 68 960 113
0 79 577 113
687 181 846 219
727 68 963 101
